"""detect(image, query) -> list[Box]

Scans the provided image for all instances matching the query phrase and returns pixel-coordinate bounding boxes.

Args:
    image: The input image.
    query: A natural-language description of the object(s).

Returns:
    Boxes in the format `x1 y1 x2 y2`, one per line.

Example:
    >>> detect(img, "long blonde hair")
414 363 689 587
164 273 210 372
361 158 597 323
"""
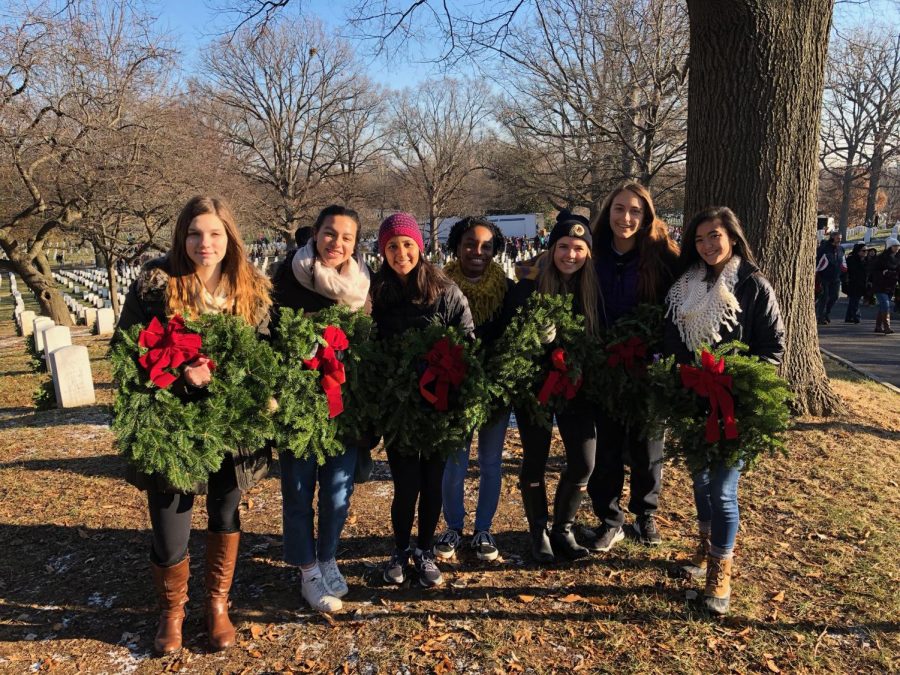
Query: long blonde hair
538 242 601 337
166 195 271 324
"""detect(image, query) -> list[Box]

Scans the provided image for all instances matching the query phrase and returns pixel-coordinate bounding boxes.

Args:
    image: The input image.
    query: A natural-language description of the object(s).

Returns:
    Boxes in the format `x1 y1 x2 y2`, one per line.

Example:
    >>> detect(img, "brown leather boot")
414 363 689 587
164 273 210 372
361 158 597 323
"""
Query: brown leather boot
703 554 733 615
884 314 895 334
150 556 189 656
680 528 710 581
205 531 239 651
874 312 885 333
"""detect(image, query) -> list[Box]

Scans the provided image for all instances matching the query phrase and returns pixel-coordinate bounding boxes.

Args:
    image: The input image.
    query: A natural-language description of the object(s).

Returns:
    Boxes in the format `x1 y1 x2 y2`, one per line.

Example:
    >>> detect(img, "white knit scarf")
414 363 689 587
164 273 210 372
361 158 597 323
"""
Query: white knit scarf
291 239 371 310
666 255 743 352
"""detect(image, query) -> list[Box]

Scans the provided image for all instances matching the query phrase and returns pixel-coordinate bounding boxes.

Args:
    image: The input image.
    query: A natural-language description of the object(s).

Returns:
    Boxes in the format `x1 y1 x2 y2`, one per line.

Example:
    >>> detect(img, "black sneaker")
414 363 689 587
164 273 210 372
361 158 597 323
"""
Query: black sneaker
412 549 444 588
586 524 625 553
470 530 499 562
433 529 462 560
632 514 662 546
383 548 409 585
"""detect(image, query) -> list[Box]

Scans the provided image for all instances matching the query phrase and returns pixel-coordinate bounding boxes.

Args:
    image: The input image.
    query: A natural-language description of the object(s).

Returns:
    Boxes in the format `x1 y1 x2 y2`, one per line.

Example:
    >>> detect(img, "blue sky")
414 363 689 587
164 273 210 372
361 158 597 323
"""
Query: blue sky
153 0 899 87
149 0 443 87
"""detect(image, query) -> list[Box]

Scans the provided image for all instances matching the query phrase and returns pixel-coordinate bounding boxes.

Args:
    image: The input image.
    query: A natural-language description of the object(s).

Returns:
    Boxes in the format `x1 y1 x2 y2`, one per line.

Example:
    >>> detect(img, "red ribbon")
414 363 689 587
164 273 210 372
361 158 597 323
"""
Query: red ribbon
418 337 467 411
303 325 349 418
537 348 582 405
679 350 739 443
606 336 647 372
138 315 212 389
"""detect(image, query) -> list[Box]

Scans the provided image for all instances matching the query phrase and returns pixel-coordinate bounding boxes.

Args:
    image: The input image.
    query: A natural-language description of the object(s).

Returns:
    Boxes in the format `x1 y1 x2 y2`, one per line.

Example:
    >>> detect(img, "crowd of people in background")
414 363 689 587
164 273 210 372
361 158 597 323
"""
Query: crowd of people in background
815 231 900 333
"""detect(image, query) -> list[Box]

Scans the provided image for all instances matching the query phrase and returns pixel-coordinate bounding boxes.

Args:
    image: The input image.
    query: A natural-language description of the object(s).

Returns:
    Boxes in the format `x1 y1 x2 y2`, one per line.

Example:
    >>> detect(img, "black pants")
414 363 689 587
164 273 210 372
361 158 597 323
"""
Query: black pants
147 457 242 567
385 446 447 552
587 412 663 528
517 407 596 489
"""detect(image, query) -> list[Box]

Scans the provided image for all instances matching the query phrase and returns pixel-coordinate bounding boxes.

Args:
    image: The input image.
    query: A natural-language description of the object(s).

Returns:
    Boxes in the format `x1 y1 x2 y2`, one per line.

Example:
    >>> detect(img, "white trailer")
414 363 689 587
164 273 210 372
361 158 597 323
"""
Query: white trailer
436 213 542 242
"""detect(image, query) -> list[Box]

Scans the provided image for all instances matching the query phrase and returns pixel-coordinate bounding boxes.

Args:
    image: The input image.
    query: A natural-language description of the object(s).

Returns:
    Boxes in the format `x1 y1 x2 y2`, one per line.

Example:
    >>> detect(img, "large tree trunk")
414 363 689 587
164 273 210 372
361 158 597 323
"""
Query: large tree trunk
15 257 72 326
106 261 120 318
685 0 837 415
837 153 858 239
864 134 885 228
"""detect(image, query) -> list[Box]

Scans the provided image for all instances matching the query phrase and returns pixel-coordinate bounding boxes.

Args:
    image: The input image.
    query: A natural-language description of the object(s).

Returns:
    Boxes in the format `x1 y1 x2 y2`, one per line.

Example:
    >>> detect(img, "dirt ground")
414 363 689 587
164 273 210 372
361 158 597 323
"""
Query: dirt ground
0 288 898 674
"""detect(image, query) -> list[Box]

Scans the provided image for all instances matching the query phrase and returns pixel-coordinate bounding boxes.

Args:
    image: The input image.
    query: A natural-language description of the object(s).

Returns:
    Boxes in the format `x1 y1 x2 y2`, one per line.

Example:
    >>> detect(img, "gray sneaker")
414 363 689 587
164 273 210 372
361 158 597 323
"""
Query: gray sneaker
319 558 348 598
587 524 625 553
470 530 499 561
383 549 409 585
433 529 462 560
301 575 342 612
413 549 444 588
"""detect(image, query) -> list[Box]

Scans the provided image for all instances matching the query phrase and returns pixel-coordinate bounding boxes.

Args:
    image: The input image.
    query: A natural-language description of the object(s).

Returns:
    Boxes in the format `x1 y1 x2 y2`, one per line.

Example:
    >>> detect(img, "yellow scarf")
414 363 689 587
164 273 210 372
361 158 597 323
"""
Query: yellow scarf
444 259 508 326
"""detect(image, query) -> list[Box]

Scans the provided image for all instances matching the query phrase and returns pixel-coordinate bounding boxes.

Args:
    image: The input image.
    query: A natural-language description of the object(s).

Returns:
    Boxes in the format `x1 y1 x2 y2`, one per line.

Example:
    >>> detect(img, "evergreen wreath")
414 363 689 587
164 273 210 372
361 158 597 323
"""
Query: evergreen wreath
271 305 374 463
583 303 664 434
111 313 278 491
487 293 592 429
359 324 491 458
647 341 792 473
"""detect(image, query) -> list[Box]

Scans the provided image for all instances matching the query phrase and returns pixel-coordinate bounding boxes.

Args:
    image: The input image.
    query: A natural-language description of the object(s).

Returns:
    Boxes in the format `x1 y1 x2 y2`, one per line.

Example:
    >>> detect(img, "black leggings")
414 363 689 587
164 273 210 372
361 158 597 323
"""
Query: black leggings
385 446 447 552
517 406 596 489
147 458 242 567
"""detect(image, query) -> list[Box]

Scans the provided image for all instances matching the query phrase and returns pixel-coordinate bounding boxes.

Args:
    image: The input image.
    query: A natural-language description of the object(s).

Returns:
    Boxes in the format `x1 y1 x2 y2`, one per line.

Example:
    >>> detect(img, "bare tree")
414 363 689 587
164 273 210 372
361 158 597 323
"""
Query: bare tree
387 77 491 251
0 0 173 324
820 30 880 236
194 18 383 242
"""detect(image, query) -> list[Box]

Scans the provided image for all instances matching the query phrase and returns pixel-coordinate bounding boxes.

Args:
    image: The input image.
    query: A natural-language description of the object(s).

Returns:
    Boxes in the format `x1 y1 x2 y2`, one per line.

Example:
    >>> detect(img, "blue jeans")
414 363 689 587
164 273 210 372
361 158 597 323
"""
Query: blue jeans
876 292 891 312
692 460 743 557
441 410 511 533
280 447 357 566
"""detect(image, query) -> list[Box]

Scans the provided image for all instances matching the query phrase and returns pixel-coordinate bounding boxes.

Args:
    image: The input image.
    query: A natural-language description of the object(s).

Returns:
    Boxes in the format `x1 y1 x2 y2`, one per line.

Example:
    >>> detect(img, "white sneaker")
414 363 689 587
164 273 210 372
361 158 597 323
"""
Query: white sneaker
319 558 348 598
301 575 342 612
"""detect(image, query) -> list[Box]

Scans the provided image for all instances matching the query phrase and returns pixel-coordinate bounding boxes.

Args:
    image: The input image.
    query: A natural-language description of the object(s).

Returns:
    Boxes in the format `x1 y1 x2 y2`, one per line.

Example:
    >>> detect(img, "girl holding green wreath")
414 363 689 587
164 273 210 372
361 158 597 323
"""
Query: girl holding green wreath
270 205 371 613
664 206 784 615
434 217 515 563
116 196 272 655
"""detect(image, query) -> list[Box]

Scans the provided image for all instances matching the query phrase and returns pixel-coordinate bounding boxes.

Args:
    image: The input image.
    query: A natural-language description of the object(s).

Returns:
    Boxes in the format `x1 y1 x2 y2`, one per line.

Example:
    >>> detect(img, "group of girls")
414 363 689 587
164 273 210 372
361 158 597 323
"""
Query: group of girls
117 183 784 657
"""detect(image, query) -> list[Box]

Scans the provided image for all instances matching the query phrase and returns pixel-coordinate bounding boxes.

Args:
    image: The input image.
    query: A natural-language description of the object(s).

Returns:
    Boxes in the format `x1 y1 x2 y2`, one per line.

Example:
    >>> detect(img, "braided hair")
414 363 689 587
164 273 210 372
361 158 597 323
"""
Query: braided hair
447 216 505 258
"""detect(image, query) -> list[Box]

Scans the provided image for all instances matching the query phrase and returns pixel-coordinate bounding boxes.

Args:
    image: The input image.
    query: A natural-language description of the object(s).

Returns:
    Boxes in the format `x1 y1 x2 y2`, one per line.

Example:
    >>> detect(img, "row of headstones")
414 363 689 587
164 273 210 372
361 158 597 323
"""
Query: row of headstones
52 266 140 323
14 311 97 409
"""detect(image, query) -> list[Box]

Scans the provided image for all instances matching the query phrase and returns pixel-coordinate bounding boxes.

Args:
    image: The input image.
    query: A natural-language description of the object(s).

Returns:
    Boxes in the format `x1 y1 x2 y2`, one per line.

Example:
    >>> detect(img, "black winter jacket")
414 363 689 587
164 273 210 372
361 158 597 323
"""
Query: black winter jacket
371 277 474 340
871 251 900 294
116 256 272 495
663 259 785 365
845 255 868 296
815 240 845 282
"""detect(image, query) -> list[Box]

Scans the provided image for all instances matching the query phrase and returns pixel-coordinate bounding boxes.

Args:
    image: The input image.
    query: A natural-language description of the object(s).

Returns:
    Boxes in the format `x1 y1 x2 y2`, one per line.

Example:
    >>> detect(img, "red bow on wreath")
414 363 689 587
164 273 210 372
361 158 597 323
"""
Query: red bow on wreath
606 336 647 372
537 347 582 405
419 337 467 411
303 325 349 418
138 315 213 389
679 350 739 443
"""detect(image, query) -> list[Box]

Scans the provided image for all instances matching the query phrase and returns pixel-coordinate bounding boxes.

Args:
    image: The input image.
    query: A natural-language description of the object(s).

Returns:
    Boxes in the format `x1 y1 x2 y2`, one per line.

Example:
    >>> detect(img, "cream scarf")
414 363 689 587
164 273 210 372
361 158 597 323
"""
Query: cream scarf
291 239 370 310
666 256 742 352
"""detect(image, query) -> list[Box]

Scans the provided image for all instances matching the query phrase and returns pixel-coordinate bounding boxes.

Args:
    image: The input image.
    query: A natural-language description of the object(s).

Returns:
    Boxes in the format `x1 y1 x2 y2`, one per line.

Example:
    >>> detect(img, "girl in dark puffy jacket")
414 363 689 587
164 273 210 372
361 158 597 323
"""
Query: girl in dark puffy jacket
371 213 474 588
664 206 785 616
872 238 900 334
117 196 272 655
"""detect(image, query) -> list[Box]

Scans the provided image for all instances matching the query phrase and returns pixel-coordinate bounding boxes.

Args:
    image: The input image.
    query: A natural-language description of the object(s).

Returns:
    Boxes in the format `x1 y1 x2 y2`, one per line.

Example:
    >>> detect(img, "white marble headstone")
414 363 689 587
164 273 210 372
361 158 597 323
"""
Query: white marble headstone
50 345 96 408
95 307 115 336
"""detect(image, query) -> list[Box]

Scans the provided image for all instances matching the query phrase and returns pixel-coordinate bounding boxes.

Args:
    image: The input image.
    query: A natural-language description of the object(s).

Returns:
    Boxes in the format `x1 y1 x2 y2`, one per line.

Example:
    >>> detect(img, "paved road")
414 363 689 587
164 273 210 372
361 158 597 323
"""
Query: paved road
817 298 900 387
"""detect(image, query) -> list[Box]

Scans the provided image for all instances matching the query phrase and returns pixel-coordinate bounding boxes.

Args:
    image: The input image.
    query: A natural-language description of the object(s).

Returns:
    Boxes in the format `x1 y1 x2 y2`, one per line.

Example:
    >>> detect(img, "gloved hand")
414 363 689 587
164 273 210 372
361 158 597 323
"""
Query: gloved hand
538 323 557 344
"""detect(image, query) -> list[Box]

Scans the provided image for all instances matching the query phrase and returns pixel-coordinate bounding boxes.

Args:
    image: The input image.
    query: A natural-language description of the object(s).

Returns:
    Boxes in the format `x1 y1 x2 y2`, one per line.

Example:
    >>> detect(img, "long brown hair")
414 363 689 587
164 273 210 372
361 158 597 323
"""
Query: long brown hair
538 242 601 337
591 182 680 302
166 195 272 323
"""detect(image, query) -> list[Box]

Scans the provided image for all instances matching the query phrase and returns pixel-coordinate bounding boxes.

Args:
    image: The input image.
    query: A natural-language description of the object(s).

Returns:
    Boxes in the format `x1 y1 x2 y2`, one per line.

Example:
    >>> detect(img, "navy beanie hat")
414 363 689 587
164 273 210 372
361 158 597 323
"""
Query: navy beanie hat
548 210 592 249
